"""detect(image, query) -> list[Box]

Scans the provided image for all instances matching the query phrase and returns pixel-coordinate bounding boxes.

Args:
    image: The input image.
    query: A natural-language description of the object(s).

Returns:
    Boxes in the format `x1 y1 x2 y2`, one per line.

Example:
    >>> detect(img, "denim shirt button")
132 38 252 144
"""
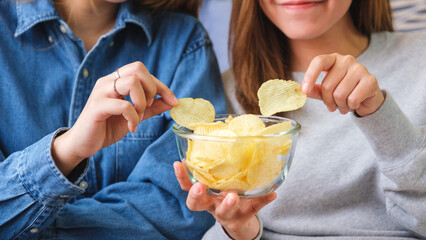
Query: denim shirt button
109 41 114 47
48 36 53 43
59 25 67 34
59 195 70 198
82 69 89 78
79 181 88 190
30 228 39 233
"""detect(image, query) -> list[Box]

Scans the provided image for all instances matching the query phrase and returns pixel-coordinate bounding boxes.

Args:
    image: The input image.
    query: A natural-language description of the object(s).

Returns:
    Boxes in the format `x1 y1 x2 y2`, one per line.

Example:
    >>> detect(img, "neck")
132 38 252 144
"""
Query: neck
289 13 369 72
54 0 120 52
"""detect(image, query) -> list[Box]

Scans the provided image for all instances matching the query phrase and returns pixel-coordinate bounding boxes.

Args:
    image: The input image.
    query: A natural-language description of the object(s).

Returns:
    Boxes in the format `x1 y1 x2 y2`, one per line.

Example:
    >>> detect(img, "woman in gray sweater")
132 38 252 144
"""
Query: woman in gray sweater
175 0 426 239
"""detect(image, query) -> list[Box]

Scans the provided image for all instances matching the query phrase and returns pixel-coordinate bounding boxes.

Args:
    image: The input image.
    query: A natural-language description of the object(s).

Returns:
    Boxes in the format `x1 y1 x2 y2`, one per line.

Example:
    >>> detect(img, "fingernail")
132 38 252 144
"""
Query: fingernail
147 98 154 107
173 163 179 175
302 82 308 93
173 96 179 106
226 195 236 206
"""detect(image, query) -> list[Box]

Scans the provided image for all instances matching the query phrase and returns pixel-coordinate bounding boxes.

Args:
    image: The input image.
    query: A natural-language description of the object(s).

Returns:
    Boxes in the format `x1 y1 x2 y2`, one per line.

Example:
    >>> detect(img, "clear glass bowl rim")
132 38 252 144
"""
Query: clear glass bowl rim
172 114 301 142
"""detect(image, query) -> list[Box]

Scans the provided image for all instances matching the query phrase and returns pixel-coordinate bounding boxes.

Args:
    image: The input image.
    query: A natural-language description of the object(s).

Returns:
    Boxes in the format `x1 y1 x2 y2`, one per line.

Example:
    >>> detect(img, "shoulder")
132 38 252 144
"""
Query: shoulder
371 31 426 54
362 31 426 68
151 11 212 55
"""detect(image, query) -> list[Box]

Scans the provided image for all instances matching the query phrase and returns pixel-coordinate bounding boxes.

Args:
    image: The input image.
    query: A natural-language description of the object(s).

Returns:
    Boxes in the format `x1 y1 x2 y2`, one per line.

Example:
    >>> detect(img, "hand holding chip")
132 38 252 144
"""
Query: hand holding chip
52 61 179 176
301 53 385 116
174 161 277 240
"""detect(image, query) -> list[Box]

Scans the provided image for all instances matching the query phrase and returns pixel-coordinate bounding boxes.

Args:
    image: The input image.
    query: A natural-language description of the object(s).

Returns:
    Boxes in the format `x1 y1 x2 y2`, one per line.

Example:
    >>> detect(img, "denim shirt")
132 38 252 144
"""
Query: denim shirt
0 1 225 239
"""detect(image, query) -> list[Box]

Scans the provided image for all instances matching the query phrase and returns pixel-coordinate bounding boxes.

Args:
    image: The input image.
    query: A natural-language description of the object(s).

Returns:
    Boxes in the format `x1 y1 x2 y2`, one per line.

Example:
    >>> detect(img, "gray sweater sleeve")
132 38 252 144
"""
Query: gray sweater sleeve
353 91 426 237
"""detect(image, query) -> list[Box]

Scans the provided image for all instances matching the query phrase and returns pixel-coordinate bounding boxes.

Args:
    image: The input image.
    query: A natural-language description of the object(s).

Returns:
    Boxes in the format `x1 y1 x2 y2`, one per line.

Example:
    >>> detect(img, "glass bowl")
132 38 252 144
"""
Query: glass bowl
172 114 301 198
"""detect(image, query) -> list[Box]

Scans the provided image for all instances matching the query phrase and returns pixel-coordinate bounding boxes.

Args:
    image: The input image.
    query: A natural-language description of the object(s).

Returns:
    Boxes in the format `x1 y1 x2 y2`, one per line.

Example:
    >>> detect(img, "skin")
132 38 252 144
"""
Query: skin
175 0 385 239
51 0 179 176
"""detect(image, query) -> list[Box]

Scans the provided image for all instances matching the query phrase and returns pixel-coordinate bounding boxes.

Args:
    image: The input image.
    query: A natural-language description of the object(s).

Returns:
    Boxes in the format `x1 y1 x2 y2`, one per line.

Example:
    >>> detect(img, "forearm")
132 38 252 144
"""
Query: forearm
51 129 88 176
0 129 87 239
353 91 426 237
49 129 215 239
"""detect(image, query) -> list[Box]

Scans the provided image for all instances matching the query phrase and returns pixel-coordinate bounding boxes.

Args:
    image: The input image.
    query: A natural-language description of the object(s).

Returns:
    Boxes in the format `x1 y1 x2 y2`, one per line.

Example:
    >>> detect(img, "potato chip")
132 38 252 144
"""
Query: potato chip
256 121 292 136
227 114 265 136
212 178 249 191
209 129 238 137
229 139 256 170
256 120 292 155
246 142 284 189
192 121 226 135
192 169 215 185
209 161 241 179
171 98 215 130
258 79 306 116
224 115 234 124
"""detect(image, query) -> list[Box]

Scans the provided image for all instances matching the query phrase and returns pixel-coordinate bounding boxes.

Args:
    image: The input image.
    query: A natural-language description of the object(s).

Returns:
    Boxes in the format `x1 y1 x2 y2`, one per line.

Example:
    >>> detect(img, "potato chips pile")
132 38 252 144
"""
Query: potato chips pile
171 79 304 192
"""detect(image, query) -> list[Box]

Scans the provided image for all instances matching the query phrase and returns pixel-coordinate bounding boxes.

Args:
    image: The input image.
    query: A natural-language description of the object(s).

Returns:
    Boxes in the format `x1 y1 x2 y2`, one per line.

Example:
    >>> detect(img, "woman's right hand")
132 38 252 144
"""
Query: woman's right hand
174 161 276 240
52 61 179 175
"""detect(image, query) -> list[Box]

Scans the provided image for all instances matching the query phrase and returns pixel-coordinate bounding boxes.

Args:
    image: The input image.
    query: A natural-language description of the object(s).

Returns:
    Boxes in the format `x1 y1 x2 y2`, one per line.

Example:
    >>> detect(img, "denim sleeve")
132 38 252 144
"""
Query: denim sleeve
50 39 226 239
0 129 87 239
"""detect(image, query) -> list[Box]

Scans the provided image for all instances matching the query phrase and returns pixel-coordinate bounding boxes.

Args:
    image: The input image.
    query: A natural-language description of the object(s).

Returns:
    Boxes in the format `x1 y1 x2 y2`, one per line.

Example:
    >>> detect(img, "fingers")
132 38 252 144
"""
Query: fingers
93 98 140 132
151 75 179 107
332 65 364 114
112 75 147 121
174 161 193 191
215 193 240 220
117 62 179 107
319 64 347 112
241 192 277 216
117 62 158 106
303 54 383 115
186 182 215 212
93 61 177 126
213 192 276 239
142 98 173 120
302 54 338 96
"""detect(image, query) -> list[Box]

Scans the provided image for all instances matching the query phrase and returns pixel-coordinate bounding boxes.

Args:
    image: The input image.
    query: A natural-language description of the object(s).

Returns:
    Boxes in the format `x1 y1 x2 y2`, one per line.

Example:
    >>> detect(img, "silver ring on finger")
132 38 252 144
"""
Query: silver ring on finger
113 68 124 98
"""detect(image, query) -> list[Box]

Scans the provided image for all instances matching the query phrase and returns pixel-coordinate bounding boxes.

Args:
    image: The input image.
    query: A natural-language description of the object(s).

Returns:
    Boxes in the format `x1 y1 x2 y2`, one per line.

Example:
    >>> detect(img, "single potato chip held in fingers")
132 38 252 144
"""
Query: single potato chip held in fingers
258 79 307 116
171 98 215 130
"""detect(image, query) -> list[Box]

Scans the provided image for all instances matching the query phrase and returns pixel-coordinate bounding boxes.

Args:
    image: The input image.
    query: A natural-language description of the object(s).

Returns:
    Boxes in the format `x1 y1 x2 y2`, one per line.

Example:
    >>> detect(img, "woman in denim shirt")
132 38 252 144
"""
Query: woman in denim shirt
0 0 225 239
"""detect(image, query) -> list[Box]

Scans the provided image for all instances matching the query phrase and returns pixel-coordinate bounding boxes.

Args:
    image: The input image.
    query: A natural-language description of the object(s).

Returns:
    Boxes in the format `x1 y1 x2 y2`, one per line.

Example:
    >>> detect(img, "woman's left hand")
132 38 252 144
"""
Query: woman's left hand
174 161 276 240
301 53 385 117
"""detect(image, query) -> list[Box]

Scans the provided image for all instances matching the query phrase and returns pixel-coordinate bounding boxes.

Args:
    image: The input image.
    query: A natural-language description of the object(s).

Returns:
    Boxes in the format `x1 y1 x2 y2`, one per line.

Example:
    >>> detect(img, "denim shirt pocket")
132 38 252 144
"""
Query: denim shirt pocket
115 114 166 182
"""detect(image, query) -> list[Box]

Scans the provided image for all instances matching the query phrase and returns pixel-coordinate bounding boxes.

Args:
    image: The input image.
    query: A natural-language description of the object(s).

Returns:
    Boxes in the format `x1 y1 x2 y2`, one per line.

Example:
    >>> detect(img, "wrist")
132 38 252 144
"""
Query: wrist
51 129 86 176
223 215 260 240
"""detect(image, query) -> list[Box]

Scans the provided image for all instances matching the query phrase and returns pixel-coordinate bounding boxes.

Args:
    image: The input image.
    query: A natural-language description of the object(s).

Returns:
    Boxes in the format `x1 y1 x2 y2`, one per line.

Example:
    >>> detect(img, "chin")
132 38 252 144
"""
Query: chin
281 28 324 40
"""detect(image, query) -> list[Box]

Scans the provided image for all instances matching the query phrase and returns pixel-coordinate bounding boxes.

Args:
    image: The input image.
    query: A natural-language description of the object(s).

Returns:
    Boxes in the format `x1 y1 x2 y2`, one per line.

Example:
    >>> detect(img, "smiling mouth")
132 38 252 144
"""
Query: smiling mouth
280 0 326 8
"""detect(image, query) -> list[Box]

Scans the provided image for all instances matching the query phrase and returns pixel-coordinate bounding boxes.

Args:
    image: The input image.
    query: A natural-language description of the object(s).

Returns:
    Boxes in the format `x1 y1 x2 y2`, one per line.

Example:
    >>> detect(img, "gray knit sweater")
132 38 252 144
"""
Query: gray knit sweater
204 31 426 239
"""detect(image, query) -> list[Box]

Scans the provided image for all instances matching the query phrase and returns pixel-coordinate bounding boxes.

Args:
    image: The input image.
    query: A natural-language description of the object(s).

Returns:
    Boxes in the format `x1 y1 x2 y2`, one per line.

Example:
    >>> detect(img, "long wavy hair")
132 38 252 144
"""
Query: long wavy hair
229 0 394 114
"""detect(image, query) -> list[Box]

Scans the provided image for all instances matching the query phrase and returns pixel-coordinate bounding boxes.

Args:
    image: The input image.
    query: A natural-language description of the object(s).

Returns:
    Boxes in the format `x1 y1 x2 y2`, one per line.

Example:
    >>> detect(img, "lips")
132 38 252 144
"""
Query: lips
278 0 326 6
279 0 325 4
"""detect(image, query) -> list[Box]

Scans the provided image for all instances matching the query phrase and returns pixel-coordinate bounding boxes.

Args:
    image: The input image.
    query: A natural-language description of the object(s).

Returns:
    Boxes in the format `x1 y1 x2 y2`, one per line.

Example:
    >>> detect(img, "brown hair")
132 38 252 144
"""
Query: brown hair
229 0 394 114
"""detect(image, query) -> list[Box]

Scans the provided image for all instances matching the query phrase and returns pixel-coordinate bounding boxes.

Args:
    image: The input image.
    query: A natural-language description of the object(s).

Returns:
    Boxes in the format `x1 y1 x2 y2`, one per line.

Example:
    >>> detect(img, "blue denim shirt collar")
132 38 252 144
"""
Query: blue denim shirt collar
14 0 152 45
